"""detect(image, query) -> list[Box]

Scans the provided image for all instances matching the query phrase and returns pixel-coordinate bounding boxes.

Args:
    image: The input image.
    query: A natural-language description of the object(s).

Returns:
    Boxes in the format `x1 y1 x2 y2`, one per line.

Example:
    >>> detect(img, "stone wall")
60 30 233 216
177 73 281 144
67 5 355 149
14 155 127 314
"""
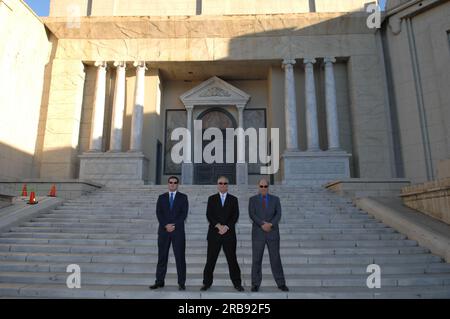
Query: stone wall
49 0 373 17
401 178 450 225
0 0 51 180
384 1 450 183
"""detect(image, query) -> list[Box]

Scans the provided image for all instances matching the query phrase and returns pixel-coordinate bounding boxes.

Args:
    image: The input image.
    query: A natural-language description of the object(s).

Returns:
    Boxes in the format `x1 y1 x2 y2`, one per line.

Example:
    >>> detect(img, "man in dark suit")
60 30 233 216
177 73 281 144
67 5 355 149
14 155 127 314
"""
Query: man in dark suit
150 176 189 291
201 176 244 292
248 178 288 292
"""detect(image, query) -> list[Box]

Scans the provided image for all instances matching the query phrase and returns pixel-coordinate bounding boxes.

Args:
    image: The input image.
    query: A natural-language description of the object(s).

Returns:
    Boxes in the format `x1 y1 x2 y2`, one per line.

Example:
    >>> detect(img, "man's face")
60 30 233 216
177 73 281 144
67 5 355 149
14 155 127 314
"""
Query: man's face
168 178 178 192
258 180 269 196
217 178 229 194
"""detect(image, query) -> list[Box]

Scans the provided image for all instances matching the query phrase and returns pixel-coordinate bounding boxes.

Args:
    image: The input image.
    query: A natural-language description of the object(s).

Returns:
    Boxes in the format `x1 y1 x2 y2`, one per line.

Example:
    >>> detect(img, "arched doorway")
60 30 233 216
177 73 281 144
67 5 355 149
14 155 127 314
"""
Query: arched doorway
194 107 237 184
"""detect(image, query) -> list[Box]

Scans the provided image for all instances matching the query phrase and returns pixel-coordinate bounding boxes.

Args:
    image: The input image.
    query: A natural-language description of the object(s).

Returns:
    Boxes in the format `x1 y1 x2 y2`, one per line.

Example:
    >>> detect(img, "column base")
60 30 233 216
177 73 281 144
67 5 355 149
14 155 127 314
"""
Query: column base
281 150 351 186
181 163 193 185
79 152 149 186
236 163 248 185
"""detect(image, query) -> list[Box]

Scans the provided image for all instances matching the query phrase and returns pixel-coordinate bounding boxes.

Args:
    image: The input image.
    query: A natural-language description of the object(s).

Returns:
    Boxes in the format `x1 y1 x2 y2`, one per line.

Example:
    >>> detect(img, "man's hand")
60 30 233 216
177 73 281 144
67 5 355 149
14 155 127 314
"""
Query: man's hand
165 224 175 232
216 224 229 235
219 225 229 235
261 222 272 233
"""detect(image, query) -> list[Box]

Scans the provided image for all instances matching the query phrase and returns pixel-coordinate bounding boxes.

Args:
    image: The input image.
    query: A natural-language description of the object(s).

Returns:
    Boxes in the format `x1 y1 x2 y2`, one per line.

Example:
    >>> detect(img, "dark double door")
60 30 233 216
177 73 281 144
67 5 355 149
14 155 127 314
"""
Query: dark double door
194 129 236 185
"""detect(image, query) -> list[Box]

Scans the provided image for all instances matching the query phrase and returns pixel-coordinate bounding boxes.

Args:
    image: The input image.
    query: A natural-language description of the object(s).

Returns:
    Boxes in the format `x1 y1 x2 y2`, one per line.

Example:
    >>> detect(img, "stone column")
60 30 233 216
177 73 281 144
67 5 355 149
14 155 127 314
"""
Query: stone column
304 58 320 151
282 59 299 151
89 61 107 152
182 105 194 185
324 57 340 150
130 61 147 152
236 104 248 185
109 61 126 152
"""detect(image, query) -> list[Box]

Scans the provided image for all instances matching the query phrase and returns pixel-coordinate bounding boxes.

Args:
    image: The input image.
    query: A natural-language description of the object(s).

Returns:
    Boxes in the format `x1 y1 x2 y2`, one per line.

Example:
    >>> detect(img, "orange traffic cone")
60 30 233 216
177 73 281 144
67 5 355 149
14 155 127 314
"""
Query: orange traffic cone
48 184 56 197
21 184 27 197
27 191 38 205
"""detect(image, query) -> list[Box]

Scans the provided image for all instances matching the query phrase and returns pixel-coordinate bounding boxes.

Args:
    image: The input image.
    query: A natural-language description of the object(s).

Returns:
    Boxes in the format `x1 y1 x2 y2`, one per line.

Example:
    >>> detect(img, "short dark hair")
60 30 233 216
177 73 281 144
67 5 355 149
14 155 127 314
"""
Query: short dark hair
168 176 179 183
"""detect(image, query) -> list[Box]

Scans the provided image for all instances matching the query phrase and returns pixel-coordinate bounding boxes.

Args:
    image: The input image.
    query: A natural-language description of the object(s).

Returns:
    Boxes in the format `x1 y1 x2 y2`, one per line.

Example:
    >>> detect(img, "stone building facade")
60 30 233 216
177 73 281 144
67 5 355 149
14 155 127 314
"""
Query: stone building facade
0 0 449 186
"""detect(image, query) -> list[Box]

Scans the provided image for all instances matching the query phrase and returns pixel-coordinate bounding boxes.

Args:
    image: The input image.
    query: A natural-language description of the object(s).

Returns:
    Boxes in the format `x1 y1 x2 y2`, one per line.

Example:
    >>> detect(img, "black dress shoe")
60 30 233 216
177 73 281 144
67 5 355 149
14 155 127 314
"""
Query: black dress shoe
149 283 164 290
278 285 289 292
200 285 210 291
234 285 245 292
179 284 186 291
251 286 259 292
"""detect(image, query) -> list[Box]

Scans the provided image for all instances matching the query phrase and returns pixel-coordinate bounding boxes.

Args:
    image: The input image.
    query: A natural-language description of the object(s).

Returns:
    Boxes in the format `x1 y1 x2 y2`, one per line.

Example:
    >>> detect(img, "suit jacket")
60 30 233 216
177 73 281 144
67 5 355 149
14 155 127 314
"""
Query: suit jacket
248 194 282 241
156 192 189 235
206 193 239 241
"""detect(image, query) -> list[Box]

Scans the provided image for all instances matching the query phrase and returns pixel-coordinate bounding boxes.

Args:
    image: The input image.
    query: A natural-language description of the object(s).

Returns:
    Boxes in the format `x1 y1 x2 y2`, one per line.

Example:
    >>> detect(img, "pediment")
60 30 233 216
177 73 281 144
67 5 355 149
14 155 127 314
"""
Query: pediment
180 76 250 106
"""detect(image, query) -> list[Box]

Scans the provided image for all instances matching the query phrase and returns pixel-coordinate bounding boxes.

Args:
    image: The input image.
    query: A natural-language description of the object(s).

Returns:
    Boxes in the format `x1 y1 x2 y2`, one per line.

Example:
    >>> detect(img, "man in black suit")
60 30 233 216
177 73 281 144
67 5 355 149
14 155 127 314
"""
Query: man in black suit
201 176 244 292
150 176 189 291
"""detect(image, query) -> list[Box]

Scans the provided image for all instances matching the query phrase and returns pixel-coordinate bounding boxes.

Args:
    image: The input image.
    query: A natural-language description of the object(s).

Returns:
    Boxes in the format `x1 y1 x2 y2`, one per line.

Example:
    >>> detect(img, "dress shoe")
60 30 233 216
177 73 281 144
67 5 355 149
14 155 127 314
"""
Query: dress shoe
251 286 259 292
149 283 164 290
234 285 245 292
278 285 289 292
200 285 210 291
179 284 186 291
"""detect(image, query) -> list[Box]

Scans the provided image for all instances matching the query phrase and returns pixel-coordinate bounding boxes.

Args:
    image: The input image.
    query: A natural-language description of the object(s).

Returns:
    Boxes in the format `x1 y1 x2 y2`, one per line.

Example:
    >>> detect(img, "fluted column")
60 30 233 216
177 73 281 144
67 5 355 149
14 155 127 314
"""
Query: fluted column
109 61 126 152
185 105 193 164
89 61 107 152
182 104 194 185
324 57 341 150
237 105 245 163
130 61 147 152
304 58 320 151
282 59 299 151
236 104 248 185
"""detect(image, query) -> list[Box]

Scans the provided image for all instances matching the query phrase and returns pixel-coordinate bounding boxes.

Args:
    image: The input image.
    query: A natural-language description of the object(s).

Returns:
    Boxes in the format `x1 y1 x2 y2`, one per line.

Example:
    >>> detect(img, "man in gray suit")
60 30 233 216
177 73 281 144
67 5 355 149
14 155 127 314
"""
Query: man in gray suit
248 178 288 292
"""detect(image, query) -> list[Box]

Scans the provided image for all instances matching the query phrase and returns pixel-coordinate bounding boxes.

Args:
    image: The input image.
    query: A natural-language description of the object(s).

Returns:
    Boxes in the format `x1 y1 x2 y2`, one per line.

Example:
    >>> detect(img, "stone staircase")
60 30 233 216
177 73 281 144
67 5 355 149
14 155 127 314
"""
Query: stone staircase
0 185 449 298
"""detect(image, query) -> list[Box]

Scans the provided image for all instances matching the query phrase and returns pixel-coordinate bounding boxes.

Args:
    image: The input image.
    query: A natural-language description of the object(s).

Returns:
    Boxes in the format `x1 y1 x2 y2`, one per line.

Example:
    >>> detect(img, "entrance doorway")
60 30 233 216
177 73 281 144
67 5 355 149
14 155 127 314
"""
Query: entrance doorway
194 108 237 184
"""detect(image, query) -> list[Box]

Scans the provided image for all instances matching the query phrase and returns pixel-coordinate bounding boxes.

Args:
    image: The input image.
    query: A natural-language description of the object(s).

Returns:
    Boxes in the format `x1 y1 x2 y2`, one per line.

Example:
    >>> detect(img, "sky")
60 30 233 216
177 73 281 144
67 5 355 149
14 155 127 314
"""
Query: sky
24 0 50 16
24 0 387 17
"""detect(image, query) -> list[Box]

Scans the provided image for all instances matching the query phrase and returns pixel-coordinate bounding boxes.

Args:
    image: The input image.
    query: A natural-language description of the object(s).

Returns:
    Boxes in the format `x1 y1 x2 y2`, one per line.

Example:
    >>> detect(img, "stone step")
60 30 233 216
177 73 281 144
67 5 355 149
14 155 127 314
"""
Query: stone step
0 271 449 287
8 226 399 235
0 252 442 264
1 283 450 299
0 237 419 248
2 261 449 275
0 231 408 241
0 243 429 255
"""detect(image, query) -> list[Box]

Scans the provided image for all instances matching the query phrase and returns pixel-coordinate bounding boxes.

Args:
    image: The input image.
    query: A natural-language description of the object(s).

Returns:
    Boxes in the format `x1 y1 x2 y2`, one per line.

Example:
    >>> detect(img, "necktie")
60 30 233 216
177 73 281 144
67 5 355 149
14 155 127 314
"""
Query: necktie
262 195 266 208
221 194 225 207
170 192 174 210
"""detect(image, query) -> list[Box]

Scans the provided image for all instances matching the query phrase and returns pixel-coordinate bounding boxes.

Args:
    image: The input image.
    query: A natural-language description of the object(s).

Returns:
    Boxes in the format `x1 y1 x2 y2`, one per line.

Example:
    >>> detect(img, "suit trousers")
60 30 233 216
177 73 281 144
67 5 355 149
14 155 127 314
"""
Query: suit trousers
156 232 186 285
203 237 242 287
251 238 286 287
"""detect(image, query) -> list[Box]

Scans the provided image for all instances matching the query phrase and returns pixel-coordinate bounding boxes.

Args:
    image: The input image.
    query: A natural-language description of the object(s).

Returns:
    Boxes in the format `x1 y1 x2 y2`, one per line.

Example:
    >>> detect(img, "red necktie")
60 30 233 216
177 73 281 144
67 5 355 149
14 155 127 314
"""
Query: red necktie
262 196 266 208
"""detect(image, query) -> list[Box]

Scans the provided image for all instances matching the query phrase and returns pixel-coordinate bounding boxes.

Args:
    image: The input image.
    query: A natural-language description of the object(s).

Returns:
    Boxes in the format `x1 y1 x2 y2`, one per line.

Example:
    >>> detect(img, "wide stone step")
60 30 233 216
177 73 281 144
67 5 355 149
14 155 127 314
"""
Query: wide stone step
0 252 442 264
0 237 418 248
8 226 399 235
0 243 429 255
0 271 449 287
2 261 449 275
0 231 408 241
2 283 450 299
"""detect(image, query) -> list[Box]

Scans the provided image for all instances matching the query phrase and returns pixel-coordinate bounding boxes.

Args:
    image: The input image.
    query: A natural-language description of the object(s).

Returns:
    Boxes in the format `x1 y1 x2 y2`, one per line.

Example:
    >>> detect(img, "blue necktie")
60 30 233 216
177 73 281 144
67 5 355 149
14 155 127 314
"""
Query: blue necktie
169 193 174 210
221 194 225 207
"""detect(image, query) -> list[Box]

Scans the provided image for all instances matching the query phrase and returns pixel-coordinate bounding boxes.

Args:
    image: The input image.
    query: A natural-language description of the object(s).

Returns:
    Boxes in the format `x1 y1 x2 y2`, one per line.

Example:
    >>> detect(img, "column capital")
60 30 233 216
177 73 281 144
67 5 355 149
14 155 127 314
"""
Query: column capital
324 57 337 64
236 104 246 110
282 59 296 68
113 61 126 68
303 58 316 65
94 61 107 69
133 61 148 70
185 104 194 110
